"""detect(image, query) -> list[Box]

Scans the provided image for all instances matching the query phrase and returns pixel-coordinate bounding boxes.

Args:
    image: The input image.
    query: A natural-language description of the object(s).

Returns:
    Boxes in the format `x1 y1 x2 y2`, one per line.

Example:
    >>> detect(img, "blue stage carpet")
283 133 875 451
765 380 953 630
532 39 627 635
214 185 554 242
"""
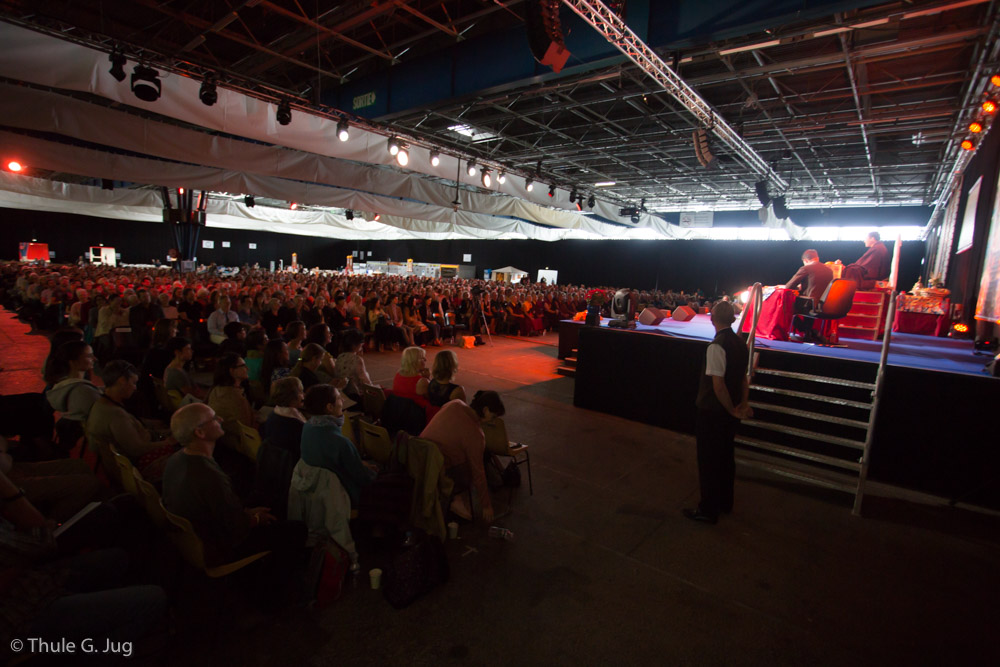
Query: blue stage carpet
627 314 993 378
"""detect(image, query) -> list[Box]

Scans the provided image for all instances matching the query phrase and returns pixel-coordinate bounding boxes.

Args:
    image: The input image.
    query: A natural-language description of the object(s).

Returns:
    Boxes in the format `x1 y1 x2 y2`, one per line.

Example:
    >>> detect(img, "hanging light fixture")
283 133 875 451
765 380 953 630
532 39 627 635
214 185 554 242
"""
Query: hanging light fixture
244 195 255 207
289 202 298 210
969 121 983 134
337 120 349 142
467 160 477 177
961 139 975 150
429 150 440 167
396 144 409 166
130 65 161 102
387 137 400 156
982 99 997 114
497 171 506 184
345 210 354 220
108 49 127 82
276 100 292 125
481 169 492 188
199 74 218 106
525 177 534 192
548 184 556 198
587 194 596 208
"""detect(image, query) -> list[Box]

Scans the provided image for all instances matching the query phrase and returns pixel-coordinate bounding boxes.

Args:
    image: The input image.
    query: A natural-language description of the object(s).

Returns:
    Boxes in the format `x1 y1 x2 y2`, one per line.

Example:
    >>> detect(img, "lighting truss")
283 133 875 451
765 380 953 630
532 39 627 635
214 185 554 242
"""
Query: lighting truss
561 0 787 189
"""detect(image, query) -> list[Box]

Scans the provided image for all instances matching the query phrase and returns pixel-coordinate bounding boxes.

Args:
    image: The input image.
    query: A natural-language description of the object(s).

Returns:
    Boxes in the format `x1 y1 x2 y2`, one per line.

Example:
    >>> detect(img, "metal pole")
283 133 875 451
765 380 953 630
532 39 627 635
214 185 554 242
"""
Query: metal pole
745 283 763 377
852 289 897 515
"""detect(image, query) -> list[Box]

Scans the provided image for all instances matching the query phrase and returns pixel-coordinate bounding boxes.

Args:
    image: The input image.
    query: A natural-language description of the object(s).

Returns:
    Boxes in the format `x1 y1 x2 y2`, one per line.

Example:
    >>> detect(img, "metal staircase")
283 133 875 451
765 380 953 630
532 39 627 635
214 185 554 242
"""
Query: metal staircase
735 283 897 514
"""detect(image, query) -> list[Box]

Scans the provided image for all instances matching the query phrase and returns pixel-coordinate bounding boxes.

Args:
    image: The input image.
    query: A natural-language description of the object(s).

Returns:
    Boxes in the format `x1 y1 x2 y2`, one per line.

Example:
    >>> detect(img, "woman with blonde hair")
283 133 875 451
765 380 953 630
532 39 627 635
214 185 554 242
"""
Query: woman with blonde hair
392 345 429 402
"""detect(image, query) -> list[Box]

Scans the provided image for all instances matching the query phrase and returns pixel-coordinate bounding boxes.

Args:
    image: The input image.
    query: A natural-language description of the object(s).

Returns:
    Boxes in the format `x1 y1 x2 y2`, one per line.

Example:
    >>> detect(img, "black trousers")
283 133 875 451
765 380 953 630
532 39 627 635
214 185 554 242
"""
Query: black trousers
695 409 738 518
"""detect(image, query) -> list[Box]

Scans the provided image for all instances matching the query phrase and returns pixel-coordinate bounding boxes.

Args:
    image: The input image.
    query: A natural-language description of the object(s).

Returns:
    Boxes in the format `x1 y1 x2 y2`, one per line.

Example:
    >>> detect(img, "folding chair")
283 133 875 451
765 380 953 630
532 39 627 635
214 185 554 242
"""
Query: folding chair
357 419 393 466
483 417 532 496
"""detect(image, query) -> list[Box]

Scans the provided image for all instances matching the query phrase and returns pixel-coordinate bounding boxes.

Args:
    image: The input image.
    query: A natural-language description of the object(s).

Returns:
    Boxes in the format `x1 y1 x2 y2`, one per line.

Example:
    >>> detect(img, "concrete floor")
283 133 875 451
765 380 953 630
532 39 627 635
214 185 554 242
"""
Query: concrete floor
2 311 999 666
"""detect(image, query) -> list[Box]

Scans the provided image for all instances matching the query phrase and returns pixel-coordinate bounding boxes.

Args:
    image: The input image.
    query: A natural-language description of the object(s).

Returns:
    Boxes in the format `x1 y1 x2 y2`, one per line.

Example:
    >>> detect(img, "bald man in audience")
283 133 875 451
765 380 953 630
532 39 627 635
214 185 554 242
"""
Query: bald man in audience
163 403 306 606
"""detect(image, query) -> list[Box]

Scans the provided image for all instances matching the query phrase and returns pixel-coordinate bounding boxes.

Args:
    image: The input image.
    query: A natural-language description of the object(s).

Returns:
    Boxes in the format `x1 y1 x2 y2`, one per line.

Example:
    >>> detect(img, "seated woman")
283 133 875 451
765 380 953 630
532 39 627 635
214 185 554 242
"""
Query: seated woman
392 346 430 404
218 321 247 357
243 328 269 382
260 339 291 399
424 350 466 407
403 296 432 346
300 384 377 508
163 337 207 403
334 328 372 404
289 343 326 392
44 341 102 448
261 377 306 458
207 353 256 449
284 320 307 365
418 390 506 523
304 323 340 376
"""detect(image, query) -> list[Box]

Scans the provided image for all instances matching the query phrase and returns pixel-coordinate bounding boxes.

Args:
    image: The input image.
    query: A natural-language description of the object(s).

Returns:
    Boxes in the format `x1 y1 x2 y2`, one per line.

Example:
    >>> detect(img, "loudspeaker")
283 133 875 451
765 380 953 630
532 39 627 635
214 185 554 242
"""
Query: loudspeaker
638 307 667 326
672 305 696 322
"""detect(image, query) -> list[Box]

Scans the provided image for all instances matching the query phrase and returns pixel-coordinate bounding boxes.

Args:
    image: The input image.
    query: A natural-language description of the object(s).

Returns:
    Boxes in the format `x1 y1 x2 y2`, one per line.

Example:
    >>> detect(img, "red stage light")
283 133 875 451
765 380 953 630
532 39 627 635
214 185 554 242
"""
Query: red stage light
7 161 23 172
374 213 381 221
178 187 185 194
953 323 969 333
969 121 983 133
982 99 997 114
289 202 298 210
992 74 1000 87
961 139 974 151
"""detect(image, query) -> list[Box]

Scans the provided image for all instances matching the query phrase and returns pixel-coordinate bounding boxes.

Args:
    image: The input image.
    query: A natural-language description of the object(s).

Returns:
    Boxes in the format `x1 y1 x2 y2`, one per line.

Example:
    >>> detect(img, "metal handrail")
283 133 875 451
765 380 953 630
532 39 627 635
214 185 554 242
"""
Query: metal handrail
737 282 764 377
852 288 897 515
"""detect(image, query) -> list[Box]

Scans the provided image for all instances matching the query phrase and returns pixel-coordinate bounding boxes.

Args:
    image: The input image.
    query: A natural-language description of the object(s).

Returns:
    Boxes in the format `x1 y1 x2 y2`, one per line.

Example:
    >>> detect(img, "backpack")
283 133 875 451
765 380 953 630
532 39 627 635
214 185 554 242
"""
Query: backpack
382 529 449 609
305 540 352 609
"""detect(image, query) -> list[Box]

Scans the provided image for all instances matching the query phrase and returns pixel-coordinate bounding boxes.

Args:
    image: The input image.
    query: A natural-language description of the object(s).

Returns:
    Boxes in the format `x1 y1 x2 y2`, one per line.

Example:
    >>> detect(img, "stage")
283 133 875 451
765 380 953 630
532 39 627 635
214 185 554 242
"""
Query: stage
561 317 1000 510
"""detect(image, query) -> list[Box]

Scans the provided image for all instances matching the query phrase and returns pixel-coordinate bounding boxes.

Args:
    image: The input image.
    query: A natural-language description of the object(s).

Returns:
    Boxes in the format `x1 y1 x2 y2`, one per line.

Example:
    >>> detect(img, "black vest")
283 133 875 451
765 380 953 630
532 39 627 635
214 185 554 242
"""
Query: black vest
696 328 749 413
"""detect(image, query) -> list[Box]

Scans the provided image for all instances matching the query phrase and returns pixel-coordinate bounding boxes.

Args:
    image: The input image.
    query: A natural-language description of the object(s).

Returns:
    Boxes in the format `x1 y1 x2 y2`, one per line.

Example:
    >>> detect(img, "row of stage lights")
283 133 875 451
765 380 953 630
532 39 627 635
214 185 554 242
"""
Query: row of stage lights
959 74 1000 151
242 194 378 221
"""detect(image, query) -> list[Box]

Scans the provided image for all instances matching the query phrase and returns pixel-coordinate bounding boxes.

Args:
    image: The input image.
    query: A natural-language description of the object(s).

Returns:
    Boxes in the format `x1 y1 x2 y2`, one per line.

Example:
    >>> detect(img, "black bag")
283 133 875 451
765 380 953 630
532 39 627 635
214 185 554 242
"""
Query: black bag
501 460 522 488
382 529 449 609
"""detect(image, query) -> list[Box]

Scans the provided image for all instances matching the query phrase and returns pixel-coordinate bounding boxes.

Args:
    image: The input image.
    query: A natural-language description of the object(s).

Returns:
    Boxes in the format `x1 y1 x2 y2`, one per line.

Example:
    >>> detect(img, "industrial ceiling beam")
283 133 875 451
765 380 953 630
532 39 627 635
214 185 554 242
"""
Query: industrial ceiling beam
562 0 786 188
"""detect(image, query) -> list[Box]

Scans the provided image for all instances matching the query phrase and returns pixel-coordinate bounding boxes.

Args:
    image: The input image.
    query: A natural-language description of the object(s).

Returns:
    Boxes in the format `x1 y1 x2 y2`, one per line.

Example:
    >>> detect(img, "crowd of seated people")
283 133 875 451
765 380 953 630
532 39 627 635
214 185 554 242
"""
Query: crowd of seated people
0 258 732 652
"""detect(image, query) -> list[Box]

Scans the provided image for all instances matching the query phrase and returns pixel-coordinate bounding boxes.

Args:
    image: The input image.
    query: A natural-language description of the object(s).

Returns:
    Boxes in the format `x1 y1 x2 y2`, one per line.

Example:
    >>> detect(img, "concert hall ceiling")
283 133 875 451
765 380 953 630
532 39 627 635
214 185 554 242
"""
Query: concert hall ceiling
0 0 997 238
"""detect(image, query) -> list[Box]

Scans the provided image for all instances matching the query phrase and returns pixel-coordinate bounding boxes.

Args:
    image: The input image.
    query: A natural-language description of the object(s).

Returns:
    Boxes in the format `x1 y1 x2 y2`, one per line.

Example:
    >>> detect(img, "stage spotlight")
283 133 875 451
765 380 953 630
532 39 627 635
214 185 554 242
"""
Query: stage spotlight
6 161 23 172
396 145 409 166
969 121 983 134
199 75 218 106
178 188 185 195
949 322 970 338
289 202 298 210
387 137 400 156
276 100 292 125
548 184 556 197
772 195 789 219
587 194 596 208
992 74 1000 87
345 209 354 220
374 213 381 222
467 160 477 177
481 169 492 188
575 201 583 212
109 50 127 82
244 195 255 207
525 178 534 192
739 290 750 304
130 65 161 102
755 180 771 207
961 139 975 151
337 120 349 142
974 335 997 353
429 150 440 167
498 171 506 185
630 212 640 224
569 189 577 203
640 197 647 212
983 99 997 114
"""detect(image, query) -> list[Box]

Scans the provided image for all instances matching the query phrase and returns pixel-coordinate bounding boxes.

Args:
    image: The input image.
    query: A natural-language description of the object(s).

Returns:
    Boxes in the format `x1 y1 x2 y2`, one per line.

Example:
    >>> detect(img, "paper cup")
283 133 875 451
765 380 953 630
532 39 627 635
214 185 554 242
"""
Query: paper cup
369 568 382 590
447 521 459 539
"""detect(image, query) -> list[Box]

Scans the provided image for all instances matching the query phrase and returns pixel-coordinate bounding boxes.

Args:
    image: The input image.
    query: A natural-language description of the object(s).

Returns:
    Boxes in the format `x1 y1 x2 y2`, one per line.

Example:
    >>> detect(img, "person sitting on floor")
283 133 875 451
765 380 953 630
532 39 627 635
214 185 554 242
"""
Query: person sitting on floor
87 361 177 482
424 349 467 407
299 384 377 508
162 403 307 606
419 390 505 523
44 340 102 449
393 346 430 404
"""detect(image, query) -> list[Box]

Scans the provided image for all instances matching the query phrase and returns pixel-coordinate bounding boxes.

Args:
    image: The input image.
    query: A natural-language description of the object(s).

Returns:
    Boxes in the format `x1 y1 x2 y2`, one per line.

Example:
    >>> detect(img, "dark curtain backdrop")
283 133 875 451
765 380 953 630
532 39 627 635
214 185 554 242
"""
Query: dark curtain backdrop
0 208 925 294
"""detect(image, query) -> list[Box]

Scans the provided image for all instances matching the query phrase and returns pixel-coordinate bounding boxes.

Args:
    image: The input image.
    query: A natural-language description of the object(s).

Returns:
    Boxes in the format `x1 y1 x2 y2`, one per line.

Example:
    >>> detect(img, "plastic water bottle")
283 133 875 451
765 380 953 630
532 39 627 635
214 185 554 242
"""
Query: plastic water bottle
488 526 514 541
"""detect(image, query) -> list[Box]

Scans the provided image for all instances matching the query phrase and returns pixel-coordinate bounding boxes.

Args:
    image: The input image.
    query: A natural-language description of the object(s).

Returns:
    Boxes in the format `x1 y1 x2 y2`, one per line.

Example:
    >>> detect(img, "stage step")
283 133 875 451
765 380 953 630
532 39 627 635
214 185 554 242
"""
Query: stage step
556 366 576 378
754 368 875 390
750 385 873 410
736 436 862 471
556 348 578 377
736 449 859 494
741 420 866 449
748 402 870 429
